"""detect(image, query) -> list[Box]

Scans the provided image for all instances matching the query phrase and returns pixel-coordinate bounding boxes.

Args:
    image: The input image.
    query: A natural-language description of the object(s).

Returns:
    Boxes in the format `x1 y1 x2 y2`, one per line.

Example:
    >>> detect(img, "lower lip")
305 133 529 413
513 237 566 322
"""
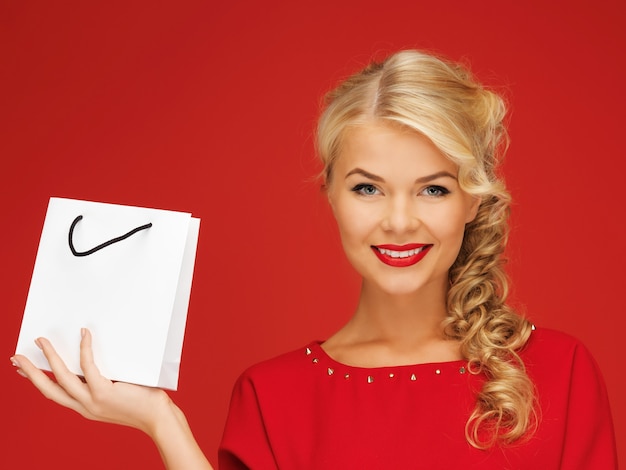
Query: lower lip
372 245 432 267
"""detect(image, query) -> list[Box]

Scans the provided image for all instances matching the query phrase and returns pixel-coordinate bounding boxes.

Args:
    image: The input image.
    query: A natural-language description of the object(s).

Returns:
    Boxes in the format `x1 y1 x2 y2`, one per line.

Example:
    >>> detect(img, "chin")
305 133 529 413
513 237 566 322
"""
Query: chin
370 278 436 297
361 266 450 297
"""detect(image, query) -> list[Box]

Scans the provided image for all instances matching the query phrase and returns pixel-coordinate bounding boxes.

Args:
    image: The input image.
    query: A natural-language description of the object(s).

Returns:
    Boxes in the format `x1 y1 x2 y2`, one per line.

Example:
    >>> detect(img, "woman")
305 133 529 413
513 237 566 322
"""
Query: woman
10 50 617 469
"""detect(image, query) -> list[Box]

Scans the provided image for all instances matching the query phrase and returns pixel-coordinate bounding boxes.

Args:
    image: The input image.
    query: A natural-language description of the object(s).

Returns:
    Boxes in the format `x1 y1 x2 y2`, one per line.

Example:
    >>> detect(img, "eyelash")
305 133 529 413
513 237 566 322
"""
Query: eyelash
350 184 450 198
421 185 450 197
351 183 380 196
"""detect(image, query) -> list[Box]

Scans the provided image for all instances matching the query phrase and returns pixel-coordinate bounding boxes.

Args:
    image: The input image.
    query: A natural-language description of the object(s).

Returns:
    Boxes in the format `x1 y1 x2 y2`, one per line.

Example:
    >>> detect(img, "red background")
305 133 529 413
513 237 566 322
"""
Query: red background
2 1 624 468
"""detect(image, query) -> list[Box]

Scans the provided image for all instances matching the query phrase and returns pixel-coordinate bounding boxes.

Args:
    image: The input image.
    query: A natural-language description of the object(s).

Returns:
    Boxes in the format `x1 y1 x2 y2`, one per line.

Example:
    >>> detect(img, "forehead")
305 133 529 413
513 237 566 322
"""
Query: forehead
335 123 458 177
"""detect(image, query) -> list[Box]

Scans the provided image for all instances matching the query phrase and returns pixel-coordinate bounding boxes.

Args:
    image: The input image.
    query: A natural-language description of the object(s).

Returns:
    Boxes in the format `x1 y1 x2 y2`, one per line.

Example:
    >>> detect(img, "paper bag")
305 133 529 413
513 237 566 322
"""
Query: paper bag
15 197 200 390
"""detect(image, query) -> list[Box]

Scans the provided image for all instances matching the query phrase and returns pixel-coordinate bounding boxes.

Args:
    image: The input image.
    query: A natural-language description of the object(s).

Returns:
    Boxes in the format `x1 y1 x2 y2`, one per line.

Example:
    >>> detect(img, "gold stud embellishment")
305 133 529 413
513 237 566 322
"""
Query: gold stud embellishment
389 373 395 378
327 368 334 376
305 347 312 355
531 324 536 331
459 367 466 374
410 373 417 381
344 374 350 380
367 375 374 384
312 358 319 364
435 369 441 375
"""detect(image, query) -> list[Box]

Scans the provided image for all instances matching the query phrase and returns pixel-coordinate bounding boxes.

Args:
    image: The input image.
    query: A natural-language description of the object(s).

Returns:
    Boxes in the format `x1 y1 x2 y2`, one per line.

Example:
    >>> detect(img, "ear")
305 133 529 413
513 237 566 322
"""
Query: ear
465 195 481 224
327 191 337 217
323 180 336 213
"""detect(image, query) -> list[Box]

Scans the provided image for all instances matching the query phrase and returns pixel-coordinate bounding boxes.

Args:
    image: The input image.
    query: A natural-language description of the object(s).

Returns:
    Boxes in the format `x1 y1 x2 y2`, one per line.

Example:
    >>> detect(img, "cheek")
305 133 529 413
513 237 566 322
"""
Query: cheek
426 206 469 247
334 204 366 243
332 198 380 252
331 205 374 275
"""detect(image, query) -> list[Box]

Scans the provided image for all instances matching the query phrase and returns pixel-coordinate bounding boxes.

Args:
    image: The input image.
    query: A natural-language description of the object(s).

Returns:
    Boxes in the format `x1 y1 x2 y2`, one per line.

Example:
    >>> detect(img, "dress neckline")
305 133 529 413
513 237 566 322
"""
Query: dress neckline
304 340 471 383
313 340 467 370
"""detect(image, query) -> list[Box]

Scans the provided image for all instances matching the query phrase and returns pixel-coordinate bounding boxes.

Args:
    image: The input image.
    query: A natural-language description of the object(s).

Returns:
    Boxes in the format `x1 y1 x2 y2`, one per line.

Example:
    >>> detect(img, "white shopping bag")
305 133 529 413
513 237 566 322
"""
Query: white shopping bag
15 197 200 390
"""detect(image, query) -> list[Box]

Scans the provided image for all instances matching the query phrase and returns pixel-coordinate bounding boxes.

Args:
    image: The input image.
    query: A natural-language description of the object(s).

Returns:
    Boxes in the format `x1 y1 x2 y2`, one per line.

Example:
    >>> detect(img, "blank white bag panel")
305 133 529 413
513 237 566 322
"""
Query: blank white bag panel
15 197 200 390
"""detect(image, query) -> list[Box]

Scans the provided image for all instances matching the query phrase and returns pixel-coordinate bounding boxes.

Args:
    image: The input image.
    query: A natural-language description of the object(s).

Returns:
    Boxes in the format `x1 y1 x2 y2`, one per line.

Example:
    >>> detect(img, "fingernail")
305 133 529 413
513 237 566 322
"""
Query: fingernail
81 328 86 338
11 357 27 378
35 338 43 349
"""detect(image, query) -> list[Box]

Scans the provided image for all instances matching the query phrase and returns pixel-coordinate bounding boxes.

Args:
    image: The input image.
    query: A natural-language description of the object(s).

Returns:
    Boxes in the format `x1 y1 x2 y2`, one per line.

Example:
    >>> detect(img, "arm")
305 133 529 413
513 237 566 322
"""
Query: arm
10 328 213 470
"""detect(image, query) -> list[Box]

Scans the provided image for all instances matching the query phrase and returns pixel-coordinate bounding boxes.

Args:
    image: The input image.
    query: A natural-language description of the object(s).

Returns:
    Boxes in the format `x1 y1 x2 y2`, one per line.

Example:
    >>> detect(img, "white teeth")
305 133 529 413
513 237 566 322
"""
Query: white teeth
378 247 425 258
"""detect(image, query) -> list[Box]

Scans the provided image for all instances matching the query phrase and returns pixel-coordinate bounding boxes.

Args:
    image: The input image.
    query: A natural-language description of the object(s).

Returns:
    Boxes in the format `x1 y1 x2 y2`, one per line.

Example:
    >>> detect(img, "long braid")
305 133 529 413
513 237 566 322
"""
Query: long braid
444 193 537 447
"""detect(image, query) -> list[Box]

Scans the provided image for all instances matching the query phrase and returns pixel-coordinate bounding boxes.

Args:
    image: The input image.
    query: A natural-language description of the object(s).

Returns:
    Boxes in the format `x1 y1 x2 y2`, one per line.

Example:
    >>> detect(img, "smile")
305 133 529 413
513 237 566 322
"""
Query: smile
372 244 432 267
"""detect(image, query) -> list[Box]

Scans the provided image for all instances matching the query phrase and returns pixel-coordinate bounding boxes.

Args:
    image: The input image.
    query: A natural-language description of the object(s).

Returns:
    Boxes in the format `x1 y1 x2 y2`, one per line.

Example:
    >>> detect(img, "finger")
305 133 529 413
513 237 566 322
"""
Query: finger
35 336 91 402
79 328 108 388
11 354 86 414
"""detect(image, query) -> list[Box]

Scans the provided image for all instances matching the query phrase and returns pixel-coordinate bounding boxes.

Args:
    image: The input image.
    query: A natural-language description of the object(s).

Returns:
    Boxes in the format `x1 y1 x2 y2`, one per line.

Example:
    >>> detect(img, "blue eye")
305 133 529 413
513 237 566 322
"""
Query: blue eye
422 185 449 197
351 183 380 196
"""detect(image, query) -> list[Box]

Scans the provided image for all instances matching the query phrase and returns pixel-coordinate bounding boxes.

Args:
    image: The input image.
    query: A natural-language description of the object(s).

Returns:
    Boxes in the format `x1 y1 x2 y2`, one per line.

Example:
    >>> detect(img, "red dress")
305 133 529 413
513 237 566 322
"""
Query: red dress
218 327 617 469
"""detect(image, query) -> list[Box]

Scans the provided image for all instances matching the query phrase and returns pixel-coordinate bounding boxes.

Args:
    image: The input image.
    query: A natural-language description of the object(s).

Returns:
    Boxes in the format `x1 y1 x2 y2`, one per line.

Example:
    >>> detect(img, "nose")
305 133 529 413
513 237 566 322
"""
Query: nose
381 195 420 233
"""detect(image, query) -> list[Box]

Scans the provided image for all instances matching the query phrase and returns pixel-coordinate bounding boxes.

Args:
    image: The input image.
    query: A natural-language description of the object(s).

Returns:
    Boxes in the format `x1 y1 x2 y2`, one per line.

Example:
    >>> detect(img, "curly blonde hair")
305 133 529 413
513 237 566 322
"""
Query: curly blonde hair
316 49 537 448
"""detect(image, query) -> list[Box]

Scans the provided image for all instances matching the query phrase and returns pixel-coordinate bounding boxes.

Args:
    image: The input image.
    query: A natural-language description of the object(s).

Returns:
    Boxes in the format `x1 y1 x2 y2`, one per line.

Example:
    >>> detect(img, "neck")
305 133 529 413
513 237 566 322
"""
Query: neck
355 279 448 342
323 277 461 366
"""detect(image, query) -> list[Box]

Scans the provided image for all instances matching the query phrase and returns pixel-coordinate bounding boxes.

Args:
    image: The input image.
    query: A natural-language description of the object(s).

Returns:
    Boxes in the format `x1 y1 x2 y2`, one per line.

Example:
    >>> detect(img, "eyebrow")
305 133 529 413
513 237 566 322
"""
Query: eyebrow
345 168 457 183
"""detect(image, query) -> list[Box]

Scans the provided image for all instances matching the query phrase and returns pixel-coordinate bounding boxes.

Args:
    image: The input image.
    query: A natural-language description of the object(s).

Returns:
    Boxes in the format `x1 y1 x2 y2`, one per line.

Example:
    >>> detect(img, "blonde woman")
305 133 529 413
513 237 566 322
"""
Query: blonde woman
11 50 617 469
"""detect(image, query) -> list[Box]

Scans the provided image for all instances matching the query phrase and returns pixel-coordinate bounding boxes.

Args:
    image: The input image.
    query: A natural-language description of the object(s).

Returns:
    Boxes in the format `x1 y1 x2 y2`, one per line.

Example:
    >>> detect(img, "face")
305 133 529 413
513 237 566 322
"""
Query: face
327 122 480 296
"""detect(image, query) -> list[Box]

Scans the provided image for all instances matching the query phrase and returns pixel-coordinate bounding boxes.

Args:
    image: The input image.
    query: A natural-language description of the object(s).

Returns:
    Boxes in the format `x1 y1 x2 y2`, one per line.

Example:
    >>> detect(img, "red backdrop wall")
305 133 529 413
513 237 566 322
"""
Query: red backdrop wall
2 1 624 467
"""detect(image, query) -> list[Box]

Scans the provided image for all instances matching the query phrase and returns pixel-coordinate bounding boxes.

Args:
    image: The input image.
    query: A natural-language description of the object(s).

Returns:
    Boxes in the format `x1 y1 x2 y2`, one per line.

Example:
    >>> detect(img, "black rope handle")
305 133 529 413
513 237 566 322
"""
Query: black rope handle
68 215 152 257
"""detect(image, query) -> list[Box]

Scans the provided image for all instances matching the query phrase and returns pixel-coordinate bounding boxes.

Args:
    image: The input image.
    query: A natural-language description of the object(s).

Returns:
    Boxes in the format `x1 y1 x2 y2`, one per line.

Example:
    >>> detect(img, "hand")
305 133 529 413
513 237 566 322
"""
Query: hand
11 329 213 469
10 328 171 434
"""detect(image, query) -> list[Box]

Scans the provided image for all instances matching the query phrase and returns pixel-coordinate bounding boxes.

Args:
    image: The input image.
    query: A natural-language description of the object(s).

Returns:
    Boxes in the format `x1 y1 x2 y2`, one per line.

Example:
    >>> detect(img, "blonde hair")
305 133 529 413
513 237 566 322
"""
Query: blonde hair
316 50 537 448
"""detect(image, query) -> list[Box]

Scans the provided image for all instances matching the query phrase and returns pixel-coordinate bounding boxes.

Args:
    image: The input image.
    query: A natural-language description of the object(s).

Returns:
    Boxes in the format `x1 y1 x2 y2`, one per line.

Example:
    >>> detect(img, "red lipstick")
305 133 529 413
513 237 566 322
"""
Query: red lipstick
372 244 432 268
